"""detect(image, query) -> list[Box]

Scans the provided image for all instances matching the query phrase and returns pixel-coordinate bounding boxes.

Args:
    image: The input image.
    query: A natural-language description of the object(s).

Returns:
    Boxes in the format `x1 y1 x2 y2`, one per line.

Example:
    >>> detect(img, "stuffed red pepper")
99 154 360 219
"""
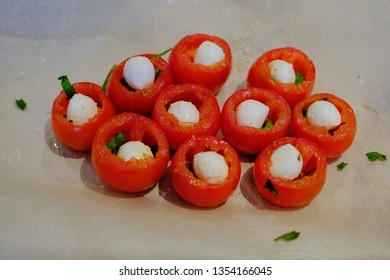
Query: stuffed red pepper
220 87 291 154
51 75 116 152
168 33 232 94
170 135 241 207
91 112 170 193
105 52 173 116
291 93 357 158
253 137 327 208
152 83 220 150
247 47 316 109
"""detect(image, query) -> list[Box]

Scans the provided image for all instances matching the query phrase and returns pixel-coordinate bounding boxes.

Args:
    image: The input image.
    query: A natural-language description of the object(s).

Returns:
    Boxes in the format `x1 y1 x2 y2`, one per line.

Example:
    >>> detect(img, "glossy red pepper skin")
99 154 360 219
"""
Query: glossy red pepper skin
253 137 327 208
220 87 291 154
170 135 241 208
247 47 316 109
91 113 170 193
152 83 221 150
106 54 173 117
168 33 232 94
51 82 116 152
291 93 357 158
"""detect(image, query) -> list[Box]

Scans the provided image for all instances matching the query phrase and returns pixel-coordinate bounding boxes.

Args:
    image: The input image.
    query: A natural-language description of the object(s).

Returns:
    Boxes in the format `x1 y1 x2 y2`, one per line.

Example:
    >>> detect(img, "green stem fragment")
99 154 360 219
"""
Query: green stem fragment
58 75 76 99
102 64 117 93
154 48 172 58
274 231 300 241
107 132 127 154
265 179 278 196
262 119 274 131
154 68 162 81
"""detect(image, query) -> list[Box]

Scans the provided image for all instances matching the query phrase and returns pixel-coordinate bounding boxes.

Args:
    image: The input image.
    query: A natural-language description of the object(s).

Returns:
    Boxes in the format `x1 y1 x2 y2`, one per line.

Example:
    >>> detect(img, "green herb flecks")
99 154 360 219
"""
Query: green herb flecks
154 68 162 81
297 154 301 161
265 179 278 196
154 48 172 58
295 71 304 86
107 132 127 154
366 152 387 162
152 48 172 79
58 75 76 99
274 231 300 242
337 162 348 171
15 98 27 110
102 64 117 93
262 119 274 131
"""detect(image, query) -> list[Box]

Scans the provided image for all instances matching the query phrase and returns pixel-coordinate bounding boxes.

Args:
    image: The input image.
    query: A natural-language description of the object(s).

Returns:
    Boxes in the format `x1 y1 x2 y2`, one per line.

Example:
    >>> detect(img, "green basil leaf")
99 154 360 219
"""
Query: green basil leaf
154 68 162 81
366 152 387 162
265 179 278 196
107 132 127 154
337 162 348 171
274 230 300 241
58 75 76 99
262 119 274 131
102 64 117 93
295 71 304 86
15 98 27 110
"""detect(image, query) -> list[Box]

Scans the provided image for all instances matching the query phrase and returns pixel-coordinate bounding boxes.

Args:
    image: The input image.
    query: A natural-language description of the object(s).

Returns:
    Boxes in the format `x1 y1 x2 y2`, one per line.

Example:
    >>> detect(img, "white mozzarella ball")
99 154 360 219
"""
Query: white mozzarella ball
268 59 296 83
269 144 303 180
123 56 155 90
193 151 229 184
306 100 342 130
67 93 98 125
168 101 200 124
117 141 154 161
236 99 270 128
194 40 225 66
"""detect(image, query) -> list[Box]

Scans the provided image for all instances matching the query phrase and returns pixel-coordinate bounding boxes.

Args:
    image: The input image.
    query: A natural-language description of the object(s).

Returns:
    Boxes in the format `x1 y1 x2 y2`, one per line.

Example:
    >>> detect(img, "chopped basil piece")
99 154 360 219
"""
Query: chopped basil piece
366 152 387 162
265 179 278 196
337 162 348 171
154 68 162 80
15 98 26 110
107 132 127 154
297 154 301 161
102 64 117 93
154 48 172 58
274 230 300 241
58 75 76 99
295 71 304 86
262 119 274 131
